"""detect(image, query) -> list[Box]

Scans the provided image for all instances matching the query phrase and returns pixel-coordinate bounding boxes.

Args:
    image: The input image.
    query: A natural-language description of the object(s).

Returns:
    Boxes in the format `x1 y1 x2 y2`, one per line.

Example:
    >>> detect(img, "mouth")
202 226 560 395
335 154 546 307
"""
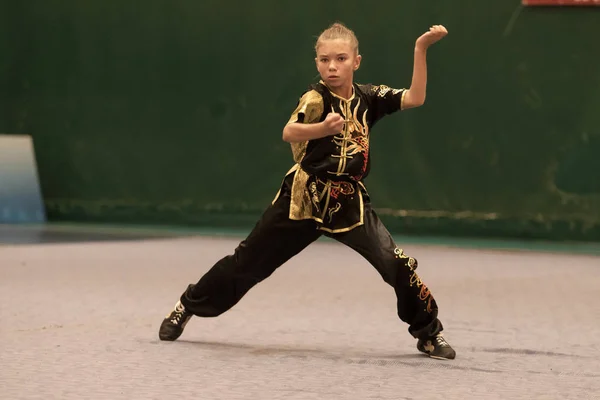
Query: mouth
328 75 340 80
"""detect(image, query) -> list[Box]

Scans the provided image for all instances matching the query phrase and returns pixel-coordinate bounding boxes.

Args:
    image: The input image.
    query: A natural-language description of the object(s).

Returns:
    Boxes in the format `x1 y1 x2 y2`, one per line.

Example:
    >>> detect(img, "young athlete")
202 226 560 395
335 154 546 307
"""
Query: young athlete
159 22 455 360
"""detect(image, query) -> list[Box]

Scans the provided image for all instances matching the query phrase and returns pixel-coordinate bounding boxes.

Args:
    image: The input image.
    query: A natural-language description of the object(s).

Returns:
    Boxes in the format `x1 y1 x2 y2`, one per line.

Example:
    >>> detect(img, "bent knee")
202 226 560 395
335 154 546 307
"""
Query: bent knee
393 247 418 270
380 251 419 285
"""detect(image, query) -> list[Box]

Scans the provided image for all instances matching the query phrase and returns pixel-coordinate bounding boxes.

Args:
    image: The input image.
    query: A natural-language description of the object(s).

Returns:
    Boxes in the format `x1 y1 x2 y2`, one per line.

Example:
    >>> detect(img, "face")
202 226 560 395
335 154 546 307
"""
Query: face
315 39 361 91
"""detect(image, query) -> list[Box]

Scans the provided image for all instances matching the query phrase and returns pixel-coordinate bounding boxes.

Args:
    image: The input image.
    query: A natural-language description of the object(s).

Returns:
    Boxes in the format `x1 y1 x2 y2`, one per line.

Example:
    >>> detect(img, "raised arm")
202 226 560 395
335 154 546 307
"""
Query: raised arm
403 25 448 109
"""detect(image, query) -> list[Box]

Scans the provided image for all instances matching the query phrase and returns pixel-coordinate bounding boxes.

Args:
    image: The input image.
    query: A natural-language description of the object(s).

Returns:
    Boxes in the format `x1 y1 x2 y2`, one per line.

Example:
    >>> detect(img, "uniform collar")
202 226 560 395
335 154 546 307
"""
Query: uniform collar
319 80 355 102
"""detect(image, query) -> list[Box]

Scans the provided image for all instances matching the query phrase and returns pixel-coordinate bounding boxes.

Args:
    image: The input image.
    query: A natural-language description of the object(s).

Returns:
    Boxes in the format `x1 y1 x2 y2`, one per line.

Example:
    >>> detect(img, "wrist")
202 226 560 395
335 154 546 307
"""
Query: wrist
414 45 427 53
317 121 329 137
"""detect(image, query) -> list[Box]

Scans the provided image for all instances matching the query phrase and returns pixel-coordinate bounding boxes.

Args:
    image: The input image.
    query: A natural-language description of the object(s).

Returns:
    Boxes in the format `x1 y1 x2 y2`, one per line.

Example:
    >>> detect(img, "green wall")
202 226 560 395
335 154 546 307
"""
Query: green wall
1 1 599 241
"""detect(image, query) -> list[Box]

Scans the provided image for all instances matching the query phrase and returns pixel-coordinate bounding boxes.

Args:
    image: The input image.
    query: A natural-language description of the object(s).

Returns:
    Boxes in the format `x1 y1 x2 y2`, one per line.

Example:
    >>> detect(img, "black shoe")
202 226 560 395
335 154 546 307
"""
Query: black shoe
417 333 456 360
159 300 193 341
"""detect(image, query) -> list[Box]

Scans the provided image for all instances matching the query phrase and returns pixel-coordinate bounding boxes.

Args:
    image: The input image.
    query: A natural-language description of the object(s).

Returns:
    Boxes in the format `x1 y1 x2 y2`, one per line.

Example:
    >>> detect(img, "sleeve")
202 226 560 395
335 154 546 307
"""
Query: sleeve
364 84 407 126
287 90 324 125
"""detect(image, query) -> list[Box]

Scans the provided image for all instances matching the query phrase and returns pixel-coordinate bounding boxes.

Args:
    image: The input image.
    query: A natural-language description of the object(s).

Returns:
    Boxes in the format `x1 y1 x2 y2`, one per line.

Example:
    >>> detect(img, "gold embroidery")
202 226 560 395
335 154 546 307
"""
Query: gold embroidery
320 181 332 221
419 284 431 301
286 174 365 234
316 179 355 222
370 84 407 110
330 97 369 178
377 85 392 97
409 270 423 287
290 142 307 164
314 188 364 233
276 82 375 234
329 180 355 199
287 90 323 163
409 270 429 301
289 167 313 220
402 253 435 313
327 202 341 222
287 90 324 125
353 98 369 138
394 247 409 258
309 181 319 211
426 297 433 313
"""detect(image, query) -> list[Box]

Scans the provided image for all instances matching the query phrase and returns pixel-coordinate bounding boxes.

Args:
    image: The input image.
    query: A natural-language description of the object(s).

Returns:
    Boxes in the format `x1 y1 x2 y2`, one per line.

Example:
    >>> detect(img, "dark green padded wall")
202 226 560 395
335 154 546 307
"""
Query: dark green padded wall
1 1 599 240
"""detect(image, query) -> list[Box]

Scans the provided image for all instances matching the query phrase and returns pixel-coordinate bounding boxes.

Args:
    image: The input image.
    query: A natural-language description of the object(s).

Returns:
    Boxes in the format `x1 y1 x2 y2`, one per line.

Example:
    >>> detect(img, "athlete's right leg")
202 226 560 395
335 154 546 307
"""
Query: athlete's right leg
159 177 322 340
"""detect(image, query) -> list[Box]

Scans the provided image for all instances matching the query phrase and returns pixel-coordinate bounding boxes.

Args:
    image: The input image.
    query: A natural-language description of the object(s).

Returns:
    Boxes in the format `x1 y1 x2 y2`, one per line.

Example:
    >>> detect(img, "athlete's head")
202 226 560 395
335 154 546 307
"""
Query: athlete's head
315 22 362 93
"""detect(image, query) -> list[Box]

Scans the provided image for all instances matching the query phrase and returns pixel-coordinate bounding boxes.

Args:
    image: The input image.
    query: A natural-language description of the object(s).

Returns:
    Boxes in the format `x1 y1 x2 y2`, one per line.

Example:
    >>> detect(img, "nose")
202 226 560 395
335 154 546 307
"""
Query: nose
328 61 337 71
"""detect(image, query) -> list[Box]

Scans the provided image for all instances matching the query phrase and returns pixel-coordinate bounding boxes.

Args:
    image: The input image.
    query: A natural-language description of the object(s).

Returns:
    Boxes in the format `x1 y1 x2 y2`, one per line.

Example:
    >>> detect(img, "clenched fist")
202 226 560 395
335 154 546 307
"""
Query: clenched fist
415 25 448 51
322 113 345 136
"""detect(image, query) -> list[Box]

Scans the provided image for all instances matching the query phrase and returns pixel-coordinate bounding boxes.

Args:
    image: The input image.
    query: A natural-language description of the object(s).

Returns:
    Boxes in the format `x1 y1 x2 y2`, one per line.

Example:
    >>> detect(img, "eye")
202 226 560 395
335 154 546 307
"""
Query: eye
320 58 328 63
338 56 346 61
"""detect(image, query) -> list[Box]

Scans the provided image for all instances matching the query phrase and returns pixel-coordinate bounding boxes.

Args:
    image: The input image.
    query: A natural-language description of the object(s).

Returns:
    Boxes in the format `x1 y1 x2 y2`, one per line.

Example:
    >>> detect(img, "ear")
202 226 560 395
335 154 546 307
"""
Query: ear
354 54 362 71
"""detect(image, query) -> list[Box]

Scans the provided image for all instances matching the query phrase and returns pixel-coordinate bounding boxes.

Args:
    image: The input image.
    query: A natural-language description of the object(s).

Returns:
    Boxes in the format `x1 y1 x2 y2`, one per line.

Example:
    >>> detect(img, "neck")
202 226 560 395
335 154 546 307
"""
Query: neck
324 81 354 100
333 86 353 100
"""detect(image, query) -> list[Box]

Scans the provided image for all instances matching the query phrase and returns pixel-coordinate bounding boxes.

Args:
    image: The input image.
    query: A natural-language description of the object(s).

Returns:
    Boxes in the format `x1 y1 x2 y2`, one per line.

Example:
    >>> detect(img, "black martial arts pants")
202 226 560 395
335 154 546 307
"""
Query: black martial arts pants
180 177 443 340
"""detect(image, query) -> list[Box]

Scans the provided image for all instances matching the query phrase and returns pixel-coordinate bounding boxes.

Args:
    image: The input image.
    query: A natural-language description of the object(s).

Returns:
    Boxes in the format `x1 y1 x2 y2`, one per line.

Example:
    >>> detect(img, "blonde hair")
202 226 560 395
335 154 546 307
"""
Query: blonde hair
315 22 359 54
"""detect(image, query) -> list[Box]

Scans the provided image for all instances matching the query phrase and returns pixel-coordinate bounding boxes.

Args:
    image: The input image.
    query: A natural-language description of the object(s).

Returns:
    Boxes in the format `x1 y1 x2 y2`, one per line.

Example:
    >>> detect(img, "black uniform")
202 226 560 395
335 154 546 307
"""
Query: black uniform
179 80 443 340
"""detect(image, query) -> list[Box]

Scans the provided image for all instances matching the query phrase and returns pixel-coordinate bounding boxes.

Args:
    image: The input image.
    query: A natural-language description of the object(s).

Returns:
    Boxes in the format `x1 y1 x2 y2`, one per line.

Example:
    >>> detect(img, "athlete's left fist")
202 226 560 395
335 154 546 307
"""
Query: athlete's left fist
415 25 448 50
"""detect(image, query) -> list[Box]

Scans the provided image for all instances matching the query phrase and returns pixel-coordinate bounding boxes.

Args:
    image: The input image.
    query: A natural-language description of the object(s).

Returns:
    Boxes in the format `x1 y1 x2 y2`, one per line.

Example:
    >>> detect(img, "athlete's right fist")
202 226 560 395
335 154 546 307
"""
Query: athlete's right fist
322 113 345 136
